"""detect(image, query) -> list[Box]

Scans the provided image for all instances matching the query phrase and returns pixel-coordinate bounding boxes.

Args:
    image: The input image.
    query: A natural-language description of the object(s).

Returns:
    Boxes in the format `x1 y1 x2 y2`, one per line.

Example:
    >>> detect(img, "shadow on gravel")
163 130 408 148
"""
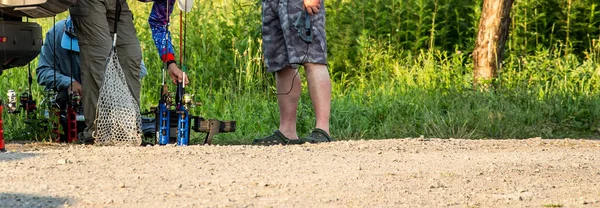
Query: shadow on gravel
0 152 38 162
0 193 73 208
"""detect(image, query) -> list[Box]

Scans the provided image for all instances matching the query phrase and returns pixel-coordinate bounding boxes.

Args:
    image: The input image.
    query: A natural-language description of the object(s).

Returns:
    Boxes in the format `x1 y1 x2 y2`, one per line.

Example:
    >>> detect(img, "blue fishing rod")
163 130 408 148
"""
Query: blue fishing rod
156 0 174 145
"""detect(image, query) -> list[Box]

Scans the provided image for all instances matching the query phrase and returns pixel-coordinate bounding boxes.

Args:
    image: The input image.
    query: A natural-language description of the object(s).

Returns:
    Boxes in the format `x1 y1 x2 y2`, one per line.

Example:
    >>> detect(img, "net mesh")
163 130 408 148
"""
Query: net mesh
93 49 142 146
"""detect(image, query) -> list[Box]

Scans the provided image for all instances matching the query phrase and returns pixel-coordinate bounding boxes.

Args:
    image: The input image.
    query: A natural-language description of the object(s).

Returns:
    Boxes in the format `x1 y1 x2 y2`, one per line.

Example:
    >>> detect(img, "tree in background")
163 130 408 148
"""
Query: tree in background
472 0 514 88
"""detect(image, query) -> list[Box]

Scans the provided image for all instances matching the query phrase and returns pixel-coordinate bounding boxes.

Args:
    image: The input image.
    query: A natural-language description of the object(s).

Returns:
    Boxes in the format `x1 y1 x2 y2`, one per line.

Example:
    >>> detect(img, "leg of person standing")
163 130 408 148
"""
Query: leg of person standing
69 0 142 144
253 0 333 145
253 0 303 145
301 0 333 142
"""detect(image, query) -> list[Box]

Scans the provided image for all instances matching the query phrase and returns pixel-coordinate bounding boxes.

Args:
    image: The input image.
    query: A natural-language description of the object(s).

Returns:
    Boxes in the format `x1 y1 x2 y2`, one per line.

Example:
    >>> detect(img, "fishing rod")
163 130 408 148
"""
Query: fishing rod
175 0 190 146
50 15 60 142
65 16 81 143
156 0 174 145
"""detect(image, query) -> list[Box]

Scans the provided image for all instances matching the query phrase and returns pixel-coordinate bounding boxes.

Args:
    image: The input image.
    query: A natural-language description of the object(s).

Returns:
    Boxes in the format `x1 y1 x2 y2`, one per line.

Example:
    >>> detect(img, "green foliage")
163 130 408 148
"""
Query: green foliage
509 0 600 57
1 0 599 144
2 104 61 142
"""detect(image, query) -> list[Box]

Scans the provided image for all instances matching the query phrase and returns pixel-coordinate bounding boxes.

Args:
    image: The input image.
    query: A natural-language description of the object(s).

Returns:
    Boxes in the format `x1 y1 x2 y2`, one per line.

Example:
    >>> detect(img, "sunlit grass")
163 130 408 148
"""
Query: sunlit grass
1 0 599 144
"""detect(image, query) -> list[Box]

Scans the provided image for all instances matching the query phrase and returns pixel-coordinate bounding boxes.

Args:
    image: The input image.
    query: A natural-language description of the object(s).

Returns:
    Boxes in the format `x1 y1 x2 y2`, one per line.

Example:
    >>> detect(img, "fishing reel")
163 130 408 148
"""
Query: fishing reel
182 93 199 109
40 88 60 118
19 90 37 115
6 88 37 115
67 92 83 115
6 90 17 113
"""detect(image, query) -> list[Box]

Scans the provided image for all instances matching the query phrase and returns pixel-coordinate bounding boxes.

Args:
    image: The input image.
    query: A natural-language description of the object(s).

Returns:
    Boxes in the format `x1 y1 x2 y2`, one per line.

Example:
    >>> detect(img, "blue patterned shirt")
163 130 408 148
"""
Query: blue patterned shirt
142 0 177 63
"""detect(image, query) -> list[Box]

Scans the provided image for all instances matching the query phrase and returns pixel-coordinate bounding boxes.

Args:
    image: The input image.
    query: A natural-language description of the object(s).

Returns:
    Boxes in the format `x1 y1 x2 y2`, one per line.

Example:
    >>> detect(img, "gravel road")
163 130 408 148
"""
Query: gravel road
1 137 599 207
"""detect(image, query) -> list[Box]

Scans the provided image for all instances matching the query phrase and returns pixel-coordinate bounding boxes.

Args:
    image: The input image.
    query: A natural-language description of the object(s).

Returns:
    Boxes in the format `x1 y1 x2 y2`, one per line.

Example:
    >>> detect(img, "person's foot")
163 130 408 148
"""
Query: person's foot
253 130 296 145
253 130 319 145
304 128 334 142
78 129 94 145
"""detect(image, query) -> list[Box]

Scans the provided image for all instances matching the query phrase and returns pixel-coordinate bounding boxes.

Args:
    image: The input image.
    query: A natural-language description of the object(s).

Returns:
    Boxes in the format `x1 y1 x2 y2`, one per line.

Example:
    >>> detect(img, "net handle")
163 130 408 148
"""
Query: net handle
112 0 122 47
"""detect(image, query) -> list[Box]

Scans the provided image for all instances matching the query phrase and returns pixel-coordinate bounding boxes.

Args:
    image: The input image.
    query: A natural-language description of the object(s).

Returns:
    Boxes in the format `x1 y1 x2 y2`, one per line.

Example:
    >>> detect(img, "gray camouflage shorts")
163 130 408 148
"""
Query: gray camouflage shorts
262 0 328 73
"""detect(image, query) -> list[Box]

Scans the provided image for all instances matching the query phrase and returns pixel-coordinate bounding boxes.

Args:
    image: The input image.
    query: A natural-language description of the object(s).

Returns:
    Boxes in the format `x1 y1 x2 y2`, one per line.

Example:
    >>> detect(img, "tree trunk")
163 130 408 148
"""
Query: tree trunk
473 0 514 88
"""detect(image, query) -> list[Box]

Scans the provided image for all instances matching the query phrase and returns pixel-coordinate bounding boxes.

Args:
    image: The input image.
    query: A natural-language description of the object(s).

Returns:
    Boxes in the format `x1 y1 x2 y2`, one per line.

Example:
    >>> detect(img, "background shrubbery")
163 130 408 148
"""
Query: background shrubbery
1 0 599 143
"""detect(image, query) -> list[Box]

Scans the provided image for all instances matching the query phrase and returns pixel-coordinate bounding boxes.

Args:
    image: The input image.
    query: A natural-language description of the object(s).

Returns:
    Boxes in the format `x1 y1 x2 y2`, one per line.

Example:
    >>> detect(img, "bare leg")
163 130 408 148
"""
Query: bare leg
276 67 302 140
304 63 331 135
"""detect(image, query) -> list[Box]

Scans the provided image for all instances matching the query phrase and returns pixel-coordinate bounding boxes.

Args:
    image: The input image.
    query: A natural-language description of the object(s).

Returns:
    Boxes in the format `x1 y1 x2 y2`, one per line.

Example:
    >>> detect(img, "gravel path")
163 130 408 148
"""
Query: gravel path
1 137 599 207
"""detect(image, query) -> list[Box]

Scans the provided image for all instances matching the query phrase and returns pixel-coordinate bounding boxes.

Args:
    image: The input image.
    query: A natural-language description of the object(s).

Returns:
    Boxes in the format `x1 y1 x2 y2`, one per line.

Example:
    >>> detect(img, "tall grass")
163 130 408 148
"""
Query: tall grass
1 0 599 144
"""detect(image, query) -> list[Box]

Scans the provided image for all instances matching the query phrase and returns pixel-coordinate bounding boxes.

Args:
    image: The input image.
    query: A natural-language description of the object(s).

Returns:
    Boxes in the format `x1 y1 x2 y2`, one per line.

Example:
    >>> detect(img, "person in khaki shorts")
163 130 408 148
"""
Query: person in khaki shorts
69 0 186 144
253 0 335 145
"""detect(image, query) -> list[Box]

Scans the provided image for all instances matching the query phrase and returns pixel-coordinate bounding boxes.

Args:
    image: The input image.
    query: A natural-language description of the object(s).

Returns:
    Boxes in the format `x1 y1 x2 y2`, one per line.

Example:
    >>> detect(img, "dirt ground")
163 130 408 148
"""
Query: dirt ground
1 137 600 208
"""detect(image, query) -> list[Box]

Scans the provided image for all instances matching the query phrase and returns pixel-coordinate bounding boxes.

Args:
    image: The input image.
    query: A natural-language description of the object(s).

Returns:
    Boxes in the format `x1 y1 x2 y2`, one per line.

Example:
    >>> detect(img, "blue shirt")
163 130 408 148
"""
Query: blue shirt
144 0 178 63
36 19 147 92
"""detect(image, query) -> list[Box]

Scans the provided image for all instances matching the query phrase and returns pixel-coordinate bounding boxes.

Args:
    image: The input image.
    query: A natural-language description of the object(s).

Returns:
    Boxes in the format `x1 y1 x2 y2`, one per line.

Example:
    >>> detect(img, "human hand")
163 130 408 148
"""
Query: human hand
68 81 82 96
304 0 321 15
167 63 190 85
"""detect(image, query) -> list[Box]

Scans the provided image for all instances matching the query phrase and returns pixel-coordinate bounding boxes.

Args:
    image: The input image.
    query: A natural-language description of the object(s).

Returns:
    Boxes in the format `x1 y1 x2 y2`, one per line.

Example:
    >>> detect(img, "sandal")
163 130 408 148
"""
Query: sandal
305 128 334 142
253 130 313 145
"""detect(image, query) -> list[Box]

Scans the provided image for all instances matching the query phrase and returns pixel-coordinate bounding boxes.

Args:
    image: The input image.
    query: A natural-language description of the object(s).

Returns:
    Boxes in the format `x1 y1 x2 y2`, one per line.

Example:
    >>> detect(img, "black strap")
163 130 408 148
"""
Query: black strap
113 0 122 36
294 10 312 44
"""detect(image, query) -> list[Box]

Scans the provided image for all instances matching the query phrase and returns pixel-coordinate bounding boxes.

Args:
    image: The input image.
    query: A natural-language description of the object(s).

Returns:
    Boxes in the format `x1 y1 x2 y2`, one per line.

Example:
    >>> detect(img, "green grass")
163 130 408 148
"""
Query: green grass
1 0 599 144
